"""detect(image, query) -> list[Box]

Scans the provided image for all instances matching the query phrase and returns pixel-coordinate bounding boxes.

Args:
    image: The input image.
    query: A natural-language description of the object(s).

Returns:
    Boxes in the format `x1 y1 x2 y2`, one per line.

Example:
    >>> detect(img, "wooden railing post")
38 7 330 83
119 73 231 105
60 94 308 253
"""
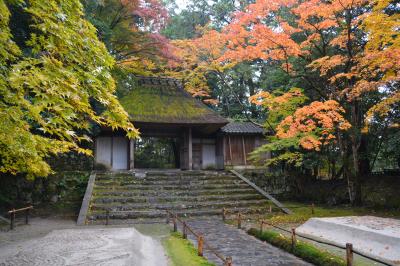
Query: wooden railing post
259 220 264 234
183 222 187 239
346 243 353 266
173 215 177 232
225 256 232 266
291 228 296 250
198 235 204 257
222 208 226 222
237 213 242 229
25 208 29 224
311 203 315 215
106 209 110 225
10 209 15 230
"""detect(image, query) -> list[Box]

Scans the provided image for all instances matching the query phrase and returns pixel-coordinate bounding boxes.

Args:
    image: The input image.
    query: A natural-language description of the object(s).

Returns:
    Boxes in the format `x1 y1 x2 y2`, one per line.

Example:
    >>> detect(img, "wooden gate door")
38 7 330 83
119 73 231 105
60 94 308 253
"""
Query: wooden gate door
192 143 202 170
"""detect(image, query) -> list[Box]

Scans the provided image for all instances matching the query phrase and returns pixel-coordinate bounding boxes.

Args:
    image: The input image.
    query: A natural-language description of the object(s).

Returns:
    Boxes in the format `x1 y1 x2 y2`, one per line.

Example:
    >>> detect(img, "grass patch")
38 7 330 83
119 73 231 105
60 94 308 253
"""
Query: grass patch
248 228 345 266
162 232 215 266
267 201 400 225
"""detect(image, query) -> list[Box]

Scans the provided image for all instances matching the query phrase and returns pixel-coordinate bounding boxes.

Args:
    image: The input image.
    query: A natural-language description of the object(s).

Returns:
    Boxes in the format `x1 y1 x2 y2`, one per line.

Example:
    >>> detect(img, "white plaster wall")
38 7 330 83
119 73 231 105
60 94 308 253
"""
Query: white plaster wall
95 136 128 170
112 137 128 170
95 137 112 168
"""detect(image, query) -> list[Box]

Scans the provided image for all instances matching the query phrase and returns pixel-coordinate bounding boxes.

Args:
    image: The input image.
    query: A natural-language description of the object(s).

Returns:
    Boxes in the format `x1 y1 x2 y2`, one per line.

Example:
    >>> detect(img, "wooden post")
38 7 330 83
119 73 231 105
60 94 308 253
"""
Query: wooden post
197 235 204 257
129 139 135 170
269 205 272 213
222 208 226 222
25 208 29 225
311 203 315 214
259 220 264 234
346 243 353 266
225 256 233 266
228 135 232 164
183 222 187 239
188 127 192 170
241 135 247 165
10 209 15 230
237 213 242 229
173 215 177 232
291 228 296 250
106 210 110 225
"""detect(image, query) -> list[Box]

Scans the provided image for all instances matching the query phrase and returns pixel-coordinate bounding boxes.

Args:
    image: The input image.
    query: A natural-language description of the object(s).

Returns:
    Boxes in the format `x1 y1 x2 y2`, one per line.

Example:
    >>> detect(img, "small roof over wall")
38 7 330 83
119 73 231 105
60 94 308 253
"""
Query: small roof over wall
119 76 228 127
221 122 265 135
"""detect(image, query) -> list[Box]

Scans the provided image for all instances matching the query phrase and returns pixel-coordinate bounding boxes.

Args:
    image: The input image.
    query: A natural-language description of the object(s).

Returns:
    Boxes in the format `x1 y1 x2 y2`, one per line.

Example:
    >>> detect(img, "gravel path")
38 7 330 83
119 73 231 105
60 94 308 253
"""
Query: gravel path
0 218 168 266
184 219 312 266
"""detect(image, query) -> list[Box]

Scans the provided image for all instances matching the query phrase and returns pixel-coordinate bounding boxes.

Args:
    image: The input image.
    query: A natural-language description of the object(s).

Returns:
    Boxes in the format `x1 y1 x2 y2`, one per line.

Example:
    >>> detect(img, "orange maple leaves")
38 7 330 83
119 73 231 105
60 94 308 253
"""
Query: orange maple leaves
276 100 351 150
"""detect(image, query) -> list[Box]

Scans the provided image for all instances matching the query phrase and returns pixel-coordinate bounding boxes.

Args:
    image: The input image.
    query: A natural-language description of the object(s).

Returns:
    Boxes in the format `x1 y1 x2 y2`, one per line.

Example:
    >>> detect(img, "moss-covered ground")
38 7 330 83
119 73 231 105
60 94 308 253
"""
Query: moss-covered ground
265 201 400 226
162 232 215 266
248 228 345 266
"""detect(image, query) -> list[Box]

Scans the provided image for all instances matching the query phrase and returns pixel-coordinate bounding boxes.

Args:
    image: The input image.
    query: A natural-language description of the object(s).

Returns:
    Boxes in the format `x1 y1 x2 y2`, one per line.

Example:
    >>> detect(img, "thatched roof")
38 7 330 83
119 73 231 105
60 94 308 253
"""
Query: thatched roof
119 76 228 125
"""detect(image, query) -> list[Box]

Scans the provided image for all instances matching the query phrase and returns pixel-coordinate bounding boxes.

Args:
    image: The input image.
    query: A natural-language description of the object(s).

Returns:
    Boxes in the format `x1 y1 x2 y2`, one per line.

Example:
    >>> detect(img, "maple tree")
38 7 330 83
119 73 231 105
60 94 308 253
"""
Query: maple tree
83 0 174 76
169 0 400 204
0 0 137 178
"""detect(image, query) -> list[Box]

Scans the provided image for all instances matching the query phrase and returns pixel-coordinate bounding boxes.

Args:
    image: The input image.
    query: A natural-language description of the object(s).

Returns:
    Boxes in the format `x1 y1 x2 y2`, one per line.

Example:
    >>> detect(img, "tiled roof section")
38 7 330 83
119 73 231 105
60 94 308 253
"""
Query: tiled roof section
221 122 264 134
120 76 228 125
137 76 183 88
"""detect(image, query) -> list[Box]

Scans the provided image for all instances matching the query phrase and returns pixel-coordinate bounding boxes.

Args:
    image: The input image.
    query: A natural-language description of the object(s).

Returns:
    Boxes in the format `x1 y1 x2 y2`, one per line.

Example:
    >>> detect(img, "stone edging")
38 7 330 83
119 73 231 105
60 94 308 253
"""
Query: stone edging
230 170 292 214
77 172 96 225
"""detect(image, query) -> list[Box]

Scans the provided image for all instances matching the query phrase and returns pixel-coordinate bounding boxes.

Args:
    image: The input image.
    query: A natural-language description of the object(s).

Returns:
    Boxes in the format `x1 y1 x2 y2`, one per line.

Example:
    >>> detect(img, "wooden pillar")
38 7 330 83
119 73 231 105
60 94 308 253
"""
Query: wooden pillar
129 138 135 170
188 127 192 170
228 135 232 164
242 135 247 165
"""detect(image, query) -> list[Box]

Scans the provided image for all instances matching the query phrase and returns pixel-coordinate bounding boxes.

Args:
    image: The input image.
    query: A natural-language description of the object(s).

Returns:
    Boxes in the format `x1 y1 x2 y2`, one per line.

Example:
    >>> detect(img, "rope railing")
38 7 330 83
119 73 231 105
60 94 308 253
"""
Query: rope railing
7 206 33 230
227 209 392 266
166 210 233 266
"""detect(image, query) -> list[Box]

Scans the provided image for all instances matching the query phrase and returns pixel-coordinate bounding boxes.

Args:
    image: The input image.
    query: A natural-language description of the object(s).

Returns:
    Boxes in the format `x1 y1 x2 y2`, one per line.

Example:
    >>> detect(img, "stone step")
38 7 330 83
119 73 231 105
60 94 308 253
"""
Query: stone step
92 193 265 204
94 178 244 187
91 199 267 211
93 183 249 190
93 188 256 197
95 174 238 182
88 206 266 220
91 200 266 213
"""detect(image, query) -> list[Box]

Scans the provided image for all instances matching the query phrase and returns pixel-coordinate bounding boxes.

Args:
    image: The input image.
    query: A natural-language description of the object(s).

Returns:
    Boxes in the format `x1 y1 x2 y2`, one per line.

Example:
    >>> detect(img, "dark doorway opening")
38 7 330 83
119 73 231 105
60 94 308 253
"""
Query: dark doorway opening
134 137 180 169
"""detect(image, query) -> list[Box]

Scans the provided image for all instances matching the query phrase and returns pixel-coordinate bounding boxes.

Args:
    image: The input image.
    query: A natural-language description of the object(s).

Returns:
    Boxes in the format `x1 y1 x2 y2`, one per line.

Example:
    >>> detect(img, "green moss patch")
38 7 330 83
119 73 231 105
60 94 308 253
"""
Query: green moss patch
119 85 224 123
162 232 215 266
248 228 345 266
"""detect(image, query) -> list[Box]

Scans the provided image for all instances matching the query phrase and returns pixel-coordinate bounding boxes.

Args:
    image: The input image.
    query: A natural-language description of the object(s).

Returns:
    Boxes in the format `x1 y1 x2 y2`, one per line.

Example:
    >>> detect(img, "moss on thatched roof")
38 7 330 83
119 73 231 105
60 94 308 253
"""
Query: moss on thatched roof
119 76 228 124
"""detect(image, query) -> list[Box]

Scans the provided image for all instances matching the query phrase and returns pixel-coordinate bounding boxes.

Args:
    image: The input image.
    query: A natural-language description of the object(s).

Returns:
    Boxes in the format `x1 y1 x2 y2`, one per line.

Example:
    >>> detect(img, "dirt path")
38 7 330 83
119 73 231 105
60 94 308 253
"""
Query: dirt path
0 218 169 266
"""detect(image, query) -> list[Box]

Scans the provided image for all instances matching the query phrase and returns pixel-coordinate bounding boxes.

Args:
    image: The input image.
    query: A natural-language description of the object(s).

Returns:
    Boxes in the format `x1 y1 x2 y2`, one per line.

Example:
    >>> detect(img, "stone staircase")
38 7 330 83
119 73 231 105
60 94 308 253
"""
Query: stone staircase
85 170 270 224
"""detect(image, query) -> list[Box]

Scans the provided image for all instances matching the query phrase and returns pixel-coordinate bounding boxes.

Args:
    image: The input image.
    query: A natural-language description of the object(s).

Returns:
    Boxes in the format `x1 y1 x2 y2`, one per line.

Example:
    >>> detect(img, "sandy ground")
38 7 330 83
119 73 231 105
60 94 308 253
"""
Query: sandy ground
297 216 400 265
0 217 169 266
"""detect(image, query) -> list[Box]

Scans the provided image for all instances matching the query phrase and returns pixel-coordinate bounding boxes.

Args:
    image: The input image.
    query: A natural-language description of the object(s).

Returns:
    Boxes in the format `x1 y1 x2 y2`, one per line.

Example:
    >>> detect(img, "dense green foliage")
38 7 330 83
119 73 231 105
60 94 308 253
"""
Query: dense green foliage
248 228 345 266
0 0 136 179
0 171 90 213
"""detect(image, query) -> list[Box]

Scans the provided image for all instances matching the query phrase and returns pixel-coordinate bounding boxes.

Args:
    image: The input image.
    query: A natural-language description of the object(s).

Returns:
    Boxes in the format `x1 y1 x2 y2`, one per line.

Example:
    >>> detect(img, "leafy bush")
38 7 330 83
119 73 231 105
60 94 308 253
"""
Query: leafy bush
248 228 345 266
